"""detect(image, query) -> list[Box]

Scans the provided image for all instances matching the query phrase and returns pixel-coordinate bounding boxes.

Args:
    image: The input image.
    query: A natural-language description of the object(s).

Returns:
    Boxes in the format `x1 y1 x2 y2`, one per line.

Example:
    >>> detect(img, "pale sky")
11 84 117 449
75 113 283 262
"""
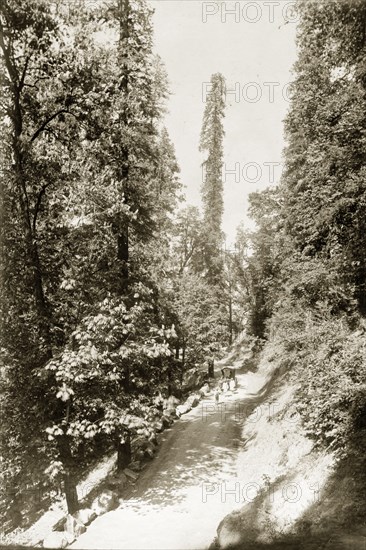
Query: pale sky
152 0 298 243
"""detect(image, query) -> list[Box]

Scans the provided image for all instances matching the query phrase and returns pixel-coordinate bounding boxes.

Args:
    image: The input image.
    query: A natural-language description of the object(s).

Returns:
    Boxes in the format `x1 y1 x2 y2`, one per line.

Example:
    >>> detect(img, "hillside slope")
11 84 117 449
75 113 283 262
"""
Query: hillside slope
211 345 366 550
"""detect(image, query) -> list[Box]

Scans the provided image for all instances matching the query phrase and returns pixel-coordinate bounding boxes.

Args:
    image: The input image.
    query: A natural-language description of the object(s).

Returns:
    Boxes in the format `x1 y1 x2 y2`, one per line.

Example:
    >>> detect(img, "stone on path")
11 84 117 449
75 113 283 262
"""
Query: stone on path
185 394 200 408
65 515 86 539
43 530 74 548
74 508 97 526
123 468 139 481
91 490 119 516
176 403 190 416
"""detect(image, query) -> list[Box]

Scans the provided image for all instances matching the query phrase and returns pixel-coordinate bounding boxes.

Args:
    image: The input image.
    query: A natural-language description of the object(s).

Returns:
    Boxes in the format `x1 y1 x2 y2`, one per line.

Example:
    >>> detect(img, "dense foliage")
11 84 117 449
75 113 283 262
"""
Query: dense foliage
0 0 231 528
238 0 366 457
2 0 364 535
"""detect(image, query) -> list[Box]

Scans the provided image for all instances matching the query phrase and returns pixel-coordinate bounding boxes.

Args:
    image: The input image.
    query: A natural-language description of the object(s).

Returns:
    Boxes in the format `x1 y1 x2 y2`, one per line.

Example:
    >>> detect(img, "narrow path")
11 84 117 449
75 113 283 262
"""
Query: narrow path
71 369 268 550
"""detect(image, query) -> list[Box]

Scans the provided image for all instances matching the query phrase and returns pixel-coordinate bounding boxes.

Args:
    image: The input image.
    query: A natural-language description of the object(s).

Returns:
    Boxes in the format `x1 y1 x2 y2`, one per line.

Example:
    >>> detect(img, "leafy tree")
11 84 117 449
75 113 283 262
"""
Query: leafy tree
167 204 231 370
0 0 182 521
222 244 249 344
172 273 228 367
252 0 366 467
235 188 284 338
283 0 366 314
0 0 102 517
171 205 204 275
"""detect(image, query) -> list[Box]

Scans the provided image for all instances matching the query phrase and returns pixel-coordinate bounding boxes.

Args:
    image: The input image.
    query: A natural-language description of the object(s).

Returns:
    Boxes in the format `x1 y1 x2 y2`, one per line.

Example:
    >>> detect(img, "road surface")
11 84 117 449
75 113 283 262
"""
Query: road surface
71 369 268 550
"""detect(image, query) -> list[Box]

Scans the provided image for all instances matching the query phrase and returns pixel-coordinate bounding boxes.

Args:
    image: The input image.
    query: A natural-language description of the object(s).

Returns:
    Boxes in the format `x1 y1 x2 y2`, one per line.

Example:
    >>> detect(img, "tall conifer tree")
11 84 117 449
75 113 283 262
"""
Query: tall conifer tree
199 72 226 283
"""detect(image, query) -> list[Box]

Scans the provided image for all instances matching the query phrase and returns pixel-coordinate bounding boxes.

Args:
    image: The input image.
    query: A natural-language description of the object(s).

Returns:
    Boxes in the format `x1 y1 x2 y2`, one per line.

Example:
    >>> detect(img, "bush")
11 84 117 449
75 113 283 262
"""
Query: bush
267 302 366 456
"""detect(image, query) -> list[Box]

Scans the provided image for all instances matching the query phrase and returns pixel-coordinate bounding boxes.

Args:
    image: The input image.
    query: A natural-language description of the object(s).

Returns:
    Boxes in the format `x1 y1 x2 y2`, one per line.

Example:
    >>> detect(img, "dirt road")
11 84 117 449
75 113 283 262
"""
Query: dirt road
71 369 269 550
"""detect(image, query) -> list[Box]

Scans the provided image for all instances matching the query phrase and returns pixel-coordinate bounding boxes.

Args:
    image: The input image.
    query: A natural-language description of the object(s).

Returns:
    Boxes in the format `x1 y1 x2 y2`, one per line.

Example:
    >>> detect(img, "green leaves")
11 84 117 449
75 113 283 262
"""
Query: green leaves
239 0 366 470
282 0 366 313
56 383 74 402
45 425 64 441
1 0 183 520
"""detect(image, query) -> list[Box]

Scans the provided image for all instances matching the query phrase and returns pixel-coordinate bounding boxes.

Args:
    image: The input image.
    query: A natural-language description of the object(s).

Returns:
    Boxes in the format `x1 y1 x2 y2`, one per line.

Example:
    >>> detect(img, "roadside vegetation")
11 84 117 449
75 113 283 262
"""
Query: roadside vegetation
0 0 365 543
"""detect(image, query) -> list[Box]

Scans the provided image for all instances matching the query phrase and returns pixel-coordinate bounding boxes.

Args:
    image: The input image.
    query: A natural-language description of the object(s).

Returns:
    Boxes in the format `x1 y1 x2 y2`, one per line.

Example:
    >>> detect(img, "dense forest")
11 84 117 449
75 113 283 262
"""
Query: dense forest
245 0 366 459
0 0 365 541
0 0 233 528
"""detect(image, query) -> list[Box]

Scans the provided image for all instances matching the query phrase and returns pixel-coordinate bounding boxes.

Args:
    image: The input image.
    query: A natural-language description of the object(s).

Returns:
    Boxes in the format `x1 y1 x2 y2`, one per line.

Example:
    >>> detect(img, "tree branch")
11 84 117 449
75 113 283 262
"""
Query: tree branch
30 110 74 143
33 182 51 232
0 21 19 89
18 55 31 92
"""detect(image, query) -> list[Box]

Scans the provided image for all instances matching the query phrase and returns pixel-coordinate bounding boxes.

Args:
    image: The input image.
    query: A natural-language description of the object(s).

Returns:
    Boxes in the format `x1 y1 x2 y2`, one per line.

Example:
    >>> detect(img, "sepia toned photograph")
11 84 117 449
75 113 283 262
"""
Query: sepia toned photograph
0 0 365 549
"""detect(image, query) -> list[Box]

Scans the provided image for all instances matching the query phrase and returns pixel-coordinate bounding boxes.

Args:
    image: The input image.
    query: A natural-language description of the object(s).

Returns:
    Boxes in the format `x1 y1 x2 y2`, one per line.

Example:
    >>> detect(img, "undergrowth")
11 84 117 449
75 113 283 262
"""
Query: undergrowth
266 301 366 458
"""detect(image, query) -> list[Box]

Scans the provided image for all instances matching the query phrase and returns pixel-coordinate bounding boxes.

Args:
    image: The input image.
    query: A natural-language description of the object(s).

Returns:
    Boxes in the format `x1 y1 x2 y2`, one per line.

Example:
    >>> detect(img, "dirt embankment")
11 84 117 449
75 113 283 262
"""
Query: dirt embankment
212 345 366 550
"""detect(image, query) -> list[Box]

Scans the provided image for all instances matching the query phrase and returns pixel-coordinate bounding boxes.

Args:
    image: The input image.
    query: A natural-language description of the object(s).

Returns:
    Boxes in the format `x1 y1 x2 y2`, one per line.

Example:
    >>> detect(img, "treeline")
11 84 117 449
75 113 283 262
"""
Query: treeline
236 0 366 459
0 0 235 528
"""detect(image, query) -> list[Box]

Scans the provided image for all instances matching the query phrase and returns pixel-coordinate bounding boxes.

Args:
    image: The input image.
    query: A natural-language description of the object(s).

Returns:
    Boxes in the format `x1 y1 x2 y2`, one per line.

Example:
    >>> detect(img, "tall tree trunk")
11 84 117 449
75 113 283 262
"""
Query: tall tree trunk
167 363 173 395
356 257 366 315
29 236 52 357
14 150 52 359
228 287 233 345
58 435 79 514
7 57 52 360
117 0 130 294
117 226 129 288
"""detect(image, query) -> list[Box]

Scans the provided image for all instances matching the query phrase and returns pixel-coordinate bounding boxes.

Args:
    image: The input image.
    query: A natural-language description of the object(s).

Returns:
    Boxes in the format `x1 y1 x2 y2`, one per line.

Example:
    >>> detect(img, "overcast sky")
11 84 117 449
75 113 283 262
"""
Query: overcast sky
152 0 298 243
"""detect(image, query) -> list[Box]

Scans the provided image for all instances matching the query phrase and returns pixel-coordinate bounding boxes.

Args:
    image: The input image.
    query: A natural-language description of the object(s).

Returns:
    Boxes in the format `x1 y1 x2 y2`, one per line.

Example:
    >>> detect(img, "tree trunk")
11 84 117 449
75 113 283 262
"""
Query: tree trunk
117 0 130 294
10 74 52 360
116 432 131 472
29 236 52 358
228 289 233 345
58 435 79 514
64 471 79 515
356 259 366 315
167 363 173 395
117 227 129 286
182 338 186 370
